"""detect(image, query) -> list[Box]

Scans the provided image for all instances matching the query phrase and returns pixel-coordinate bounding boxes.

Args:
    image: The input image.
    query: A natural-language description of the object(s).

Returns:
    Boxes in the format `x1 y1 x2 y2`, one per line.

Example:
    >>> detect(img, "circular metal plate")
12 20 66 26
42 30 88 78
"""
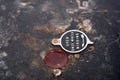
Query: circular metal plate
60 30 93 53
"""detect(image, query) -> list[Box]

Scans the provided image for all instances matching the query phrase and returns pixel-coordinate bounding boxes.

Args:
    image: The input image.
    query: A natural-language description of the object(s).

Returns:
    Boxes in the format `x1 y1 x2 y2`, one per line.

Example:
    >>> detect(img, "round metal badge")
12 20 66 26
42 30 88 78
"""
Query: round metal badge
52 30 93 53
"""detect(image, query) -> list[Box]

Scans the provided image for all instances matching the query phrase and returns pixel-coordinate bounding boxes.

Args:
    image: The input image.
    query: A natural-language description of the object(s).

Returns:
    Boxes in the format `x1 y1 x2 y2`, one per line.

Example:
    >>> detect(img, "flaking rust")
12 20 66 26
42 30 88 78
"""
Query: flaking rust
33 25 51 33
23 33 46 51
33 24 68 34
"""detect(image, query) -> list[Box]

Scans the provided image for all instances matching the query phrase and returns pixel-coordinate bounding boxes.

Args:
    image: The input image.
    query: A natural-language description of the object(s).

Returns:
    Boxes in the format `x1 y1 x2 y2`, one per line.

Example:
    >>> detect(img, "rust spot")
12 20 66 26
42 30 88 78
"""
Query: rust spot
31 52 38 58
33 25 51 33
44 27 51 33
78 24 92 32
74 16 84 23
77 19 93 33
33 25 42 31
23 34 46 51
55 27 65 34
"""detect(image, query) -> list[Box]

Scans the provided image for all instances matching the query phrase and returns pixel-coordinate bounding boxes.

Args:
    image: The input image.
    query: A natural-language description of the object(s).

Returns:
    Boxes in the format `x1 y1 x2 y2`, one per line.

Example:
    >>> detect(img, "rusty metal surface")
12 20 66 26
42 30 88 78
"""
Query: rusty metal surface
0 0 120 80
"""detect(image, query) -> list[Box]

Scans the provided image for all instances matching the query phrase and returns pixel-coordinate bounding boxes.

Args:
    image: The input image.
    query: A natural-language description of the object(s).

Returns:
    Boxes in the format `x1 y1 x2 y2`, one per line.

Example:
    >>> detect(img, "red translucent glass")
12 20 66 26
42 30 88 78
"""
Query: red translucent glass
44 49 68 68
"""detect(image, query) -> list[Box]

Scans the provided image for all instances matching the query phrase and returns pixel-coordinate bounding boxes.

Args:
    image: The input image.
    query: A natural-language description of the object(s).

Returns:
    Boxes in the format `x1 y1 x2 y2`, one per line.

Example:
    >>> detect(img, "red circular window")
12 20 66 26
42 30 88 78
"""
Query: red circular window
44 49 68 68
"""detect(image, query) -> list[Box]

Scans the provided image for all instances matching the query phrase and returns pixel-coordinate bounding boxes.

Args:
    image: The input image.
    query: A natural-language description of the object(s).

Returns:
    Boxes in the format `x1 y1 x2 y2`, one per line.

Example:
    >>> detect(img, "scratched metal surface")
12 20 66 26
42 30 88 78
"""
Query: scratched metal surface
0 0 120 80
